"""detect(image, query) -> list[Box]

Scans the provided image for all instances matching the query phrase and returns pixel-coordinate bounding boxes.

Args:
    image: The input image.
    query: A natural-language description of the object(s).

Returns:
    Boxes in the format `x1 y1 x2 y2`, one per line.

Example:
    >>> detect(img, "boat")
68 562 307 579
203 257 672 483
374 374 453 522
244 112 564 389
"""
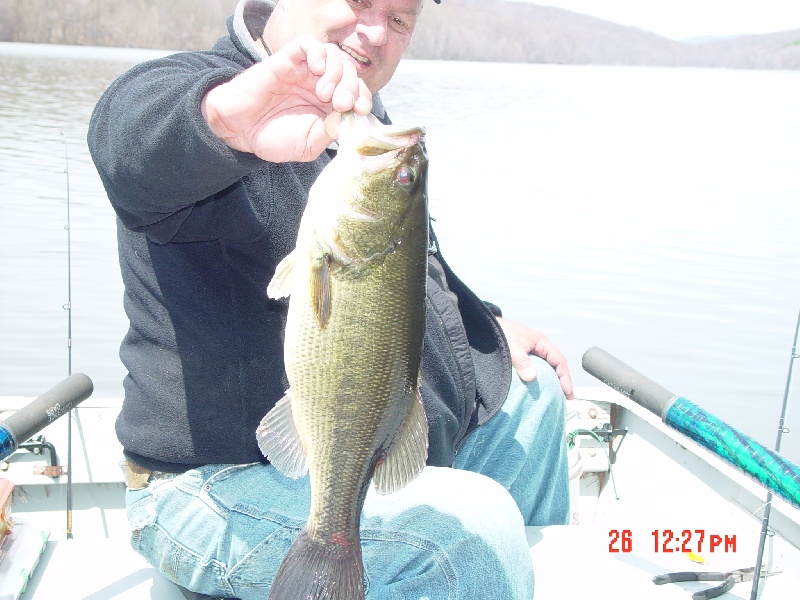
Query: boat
1 348 798 600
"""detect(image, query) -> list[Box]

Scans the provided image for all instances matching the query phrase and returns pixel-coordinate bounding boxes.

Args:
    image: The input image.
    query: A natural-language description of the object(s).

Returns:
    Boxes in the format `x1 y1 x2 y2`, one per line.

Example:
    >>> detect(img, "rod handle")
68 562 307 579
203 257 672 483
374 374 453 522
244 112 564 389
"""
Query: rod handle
0 373 94 461
582 346 677 419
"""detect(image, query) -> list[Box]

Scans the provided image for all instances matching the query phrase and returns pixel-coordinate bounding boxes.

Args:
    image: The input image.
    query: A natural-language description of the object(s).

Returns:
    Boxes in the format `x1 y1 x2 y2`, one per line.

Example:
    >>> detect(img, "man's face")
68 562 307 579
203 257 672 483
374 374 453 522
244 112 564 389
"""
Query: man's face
269 0 423 92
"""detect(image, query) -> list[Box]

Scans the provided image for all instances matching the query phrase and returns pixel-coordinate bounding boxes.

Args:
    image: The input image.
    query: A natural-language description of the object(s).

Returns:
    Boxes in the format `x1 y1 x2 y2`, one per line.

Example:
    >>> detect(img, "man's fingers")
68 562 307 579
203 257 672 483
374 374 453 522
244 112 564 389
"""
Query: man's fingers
324 111 342 139
274 37 372 119
304 41 371 114
555 359 574 400
302 37 329 77
540 346 574 400
513 352 538 383
205 37 372 164
331 60 359 112
354 79 373 115
314 43 344 102
328 56 370 114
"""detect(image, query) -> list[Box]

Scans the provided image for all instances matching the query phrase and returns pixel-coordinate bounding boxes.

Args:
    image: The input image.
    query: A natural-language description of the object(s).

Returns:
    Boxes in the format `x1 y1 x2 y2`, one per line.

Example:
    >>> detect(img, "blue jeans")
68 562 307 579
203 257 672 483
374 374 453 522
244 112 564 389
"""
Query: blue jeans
126 356 568 599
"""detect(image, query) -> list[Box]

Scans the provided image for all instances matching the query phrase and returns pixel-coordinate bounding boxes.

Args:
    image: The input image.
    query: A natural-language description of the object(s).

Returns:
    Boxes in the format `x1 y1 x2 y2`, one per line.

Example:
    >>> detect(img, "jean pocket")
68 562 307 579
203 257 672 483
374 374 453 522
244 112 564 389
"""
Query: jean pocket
227 524 299 590
126 487 157 532
125 486 151 509
133 520 231 593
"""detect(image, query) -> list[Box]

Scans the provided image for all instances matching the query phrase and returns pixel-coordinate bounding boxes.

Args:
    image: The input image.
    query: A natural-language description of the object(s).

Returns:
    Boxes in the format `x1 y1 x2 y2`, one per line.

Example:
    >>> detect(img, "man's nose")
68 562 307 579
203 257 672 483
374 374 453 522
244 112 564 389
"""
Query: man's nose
356 15 389 46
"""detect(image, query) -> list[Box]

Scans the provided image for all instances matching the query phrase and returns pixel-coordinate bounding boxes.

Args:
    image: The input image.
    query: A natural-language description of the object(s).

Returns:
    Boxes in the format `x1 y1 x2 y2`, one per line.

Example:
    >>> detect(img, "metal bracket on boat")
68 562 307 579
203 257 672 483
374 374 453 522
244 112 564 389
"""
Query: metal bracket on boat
31 465 66 477
590 423 628 464
18 435 64 478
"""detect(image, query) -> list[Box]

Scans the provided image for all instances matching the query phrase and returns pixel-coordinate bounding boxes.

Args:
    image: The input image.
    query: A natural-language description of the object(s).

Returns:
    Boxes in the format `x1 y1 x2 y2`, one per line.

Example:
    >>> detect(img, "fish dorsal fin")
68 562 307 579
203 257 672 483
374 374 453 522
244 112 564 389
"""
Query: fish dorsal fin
255 390 309 478
311 254 332 329
373 387 428 495
267 250 297 299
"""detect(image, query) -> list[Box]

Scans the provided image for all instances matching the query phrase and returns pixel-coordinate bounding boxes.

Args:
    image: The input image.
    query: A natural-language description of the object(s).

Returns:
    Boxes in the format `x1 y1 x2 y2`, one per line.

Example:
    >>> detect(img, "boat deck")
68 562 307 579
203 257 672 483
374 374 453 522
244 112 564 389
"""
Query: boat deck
14 524 799 599
2 387 799 599
528 525 797 600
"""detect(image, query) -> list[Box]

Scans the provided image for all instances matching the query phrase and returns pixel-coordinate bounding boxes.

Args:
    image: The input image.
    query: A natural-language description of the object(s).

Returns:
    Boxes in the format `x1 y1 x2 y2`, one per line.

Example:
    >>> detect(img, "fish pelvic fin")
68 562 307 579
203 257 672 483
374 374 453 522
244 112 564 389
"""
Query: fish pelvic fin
373 387 428 495
311 254 333 329
268 530 364 600
267 250 297 299
255 391 309 479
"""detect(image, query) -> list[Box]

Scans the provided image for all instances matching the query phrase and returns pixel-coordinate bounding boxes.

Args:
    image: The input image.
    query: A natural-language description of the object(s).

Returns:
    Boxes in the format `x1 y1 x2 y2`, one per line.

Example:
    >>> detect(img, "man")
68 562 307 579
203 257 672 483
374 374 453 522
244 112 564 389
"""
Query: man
88 0 573 598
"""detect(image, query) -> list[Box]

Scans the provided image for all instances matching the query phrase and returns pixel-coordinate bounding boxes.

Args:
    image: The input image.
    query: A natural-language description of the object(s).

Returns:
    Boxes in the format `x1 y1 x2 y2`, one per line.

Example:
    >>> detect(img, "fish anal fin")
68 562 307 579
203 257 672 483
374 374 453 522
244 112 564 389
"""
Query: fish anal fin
255 391 309 479
311 255 332 329
373 388 428 495
267 251 296 299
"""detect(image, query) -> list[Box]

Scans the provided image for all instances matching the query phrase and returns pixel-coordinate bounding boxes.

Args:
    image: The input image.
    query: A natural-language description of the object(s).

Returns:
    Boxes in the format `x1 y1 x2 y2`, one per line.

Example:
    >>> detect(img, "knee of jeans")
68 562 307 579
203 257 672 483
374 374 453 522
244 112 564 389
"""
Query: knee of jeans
362 469 534 598
453 470 527 540
443 472 534 598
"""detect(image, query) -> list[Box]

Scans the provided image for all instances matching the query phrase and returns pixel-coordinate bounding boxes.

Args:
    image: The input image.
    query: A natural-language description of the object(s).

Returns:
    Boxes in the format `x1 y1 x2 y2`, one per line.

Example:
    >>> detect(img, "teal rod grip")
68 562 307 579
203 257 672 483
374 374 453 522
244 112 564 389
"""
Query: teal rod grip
582 347 800 510
666 397 800 510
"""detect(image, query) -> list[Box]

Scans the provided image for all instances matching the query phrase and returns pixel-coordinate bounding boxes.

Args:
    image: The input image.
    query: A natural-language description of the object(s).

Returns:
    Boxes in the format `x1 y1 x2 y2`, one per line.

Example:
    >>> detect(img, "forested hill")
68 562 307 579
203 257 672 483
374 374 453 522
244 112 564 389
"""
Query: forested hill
1 0 798 70
408 0 800 69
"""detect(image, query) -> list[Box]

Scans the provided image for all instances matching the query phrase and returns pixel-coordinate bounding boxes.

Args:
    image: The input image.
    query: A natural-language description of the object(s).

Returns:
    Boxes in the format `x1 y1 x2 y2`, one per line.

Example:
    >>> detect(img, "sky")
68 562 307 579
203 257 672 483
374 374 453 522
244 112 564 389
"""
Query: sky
530 1 800 40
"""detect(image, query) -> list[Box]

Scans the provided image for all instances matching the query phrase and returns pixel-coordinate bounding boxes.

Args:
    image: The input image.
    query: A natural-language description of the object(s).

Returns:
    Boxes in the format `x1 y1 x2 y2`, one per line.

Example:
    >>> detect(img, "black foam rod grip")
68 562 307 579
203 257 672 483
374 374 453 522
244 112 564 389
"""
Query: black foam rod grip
2 373 94 446
582 346 677 419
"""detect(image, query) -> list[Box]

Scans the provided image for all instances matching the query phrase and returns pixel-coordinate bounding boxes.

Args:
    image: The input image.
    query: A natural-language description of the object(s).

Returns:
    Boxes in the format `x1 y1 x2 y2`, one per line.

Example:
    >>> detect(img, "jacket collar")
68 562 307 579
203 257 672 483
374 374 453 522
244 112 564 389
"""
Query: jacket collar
233 0 275 62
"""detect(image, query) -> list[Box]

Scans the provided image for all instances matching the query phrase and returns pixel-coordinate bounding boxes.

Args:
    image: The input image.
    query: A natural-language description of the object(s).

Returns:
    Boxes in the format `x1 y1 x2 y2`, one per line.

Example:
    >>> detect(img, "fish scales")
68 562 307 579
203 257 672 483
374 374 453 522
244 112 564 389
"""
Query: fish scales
289 169 427 539
259 112 430 600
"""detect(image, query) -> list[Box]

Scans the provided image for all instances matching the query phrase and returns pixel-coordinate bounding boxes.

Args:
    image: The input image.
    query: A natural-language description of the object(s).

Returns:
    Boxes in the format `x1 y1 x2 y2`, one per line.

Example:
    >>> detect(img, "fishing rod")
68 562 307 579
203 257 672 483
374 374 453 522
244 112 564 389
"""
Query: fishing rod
582 345 800 598
583 347 800 508
61 132 75 539
750 307 799 600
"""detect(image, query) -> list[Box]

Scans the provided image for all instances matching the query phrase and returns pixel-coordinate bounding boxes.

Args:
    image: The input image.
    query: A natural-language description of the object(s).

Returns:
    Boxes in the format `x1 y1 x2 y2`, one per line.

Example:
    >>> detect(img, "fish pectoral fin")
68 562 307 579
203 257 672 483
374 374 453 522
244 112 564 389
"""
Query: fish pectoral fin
373 388 428 495
267 251 297 299
255 390 309 478
311 254 333 329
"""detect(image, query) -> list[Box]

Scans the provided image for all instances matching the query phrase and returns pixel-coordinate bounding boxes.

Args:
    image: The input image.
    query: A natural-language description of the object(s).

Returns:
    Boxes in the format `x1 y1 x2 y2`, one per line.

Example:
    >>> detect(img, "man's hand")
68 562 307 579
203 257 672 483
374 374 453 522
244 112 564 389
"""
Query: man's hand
201 37 372 163
496 317 574 400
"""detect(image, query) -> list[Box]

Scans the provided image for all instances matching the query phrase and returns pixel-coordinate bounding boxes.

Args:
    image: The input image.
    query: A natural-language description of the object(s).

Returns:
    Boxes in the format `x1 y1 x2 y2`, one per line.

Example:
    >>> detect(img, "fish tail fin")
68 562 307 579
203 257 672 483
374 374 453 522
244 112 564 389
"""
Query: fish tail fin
269 530 364 600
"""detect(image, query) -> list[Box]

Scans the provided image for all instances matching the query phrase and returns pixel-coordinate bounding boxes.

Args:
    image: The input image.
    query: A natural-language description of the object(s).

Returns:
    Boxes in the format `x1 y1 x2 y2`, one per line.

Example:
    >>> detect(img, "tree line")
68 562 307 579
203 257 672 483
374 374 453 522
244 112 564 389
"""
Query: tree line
1 0 798 70
0 0 235 49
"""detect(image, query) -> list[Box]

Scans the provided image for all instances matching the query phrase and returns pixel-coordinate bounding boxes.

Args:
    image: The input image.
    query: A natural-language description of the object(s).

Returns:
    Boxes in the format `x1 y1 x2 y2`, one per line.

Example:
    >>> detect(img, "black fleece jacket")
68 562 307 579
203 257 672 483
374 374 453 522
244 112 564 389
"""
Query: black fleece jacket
87 8 511 473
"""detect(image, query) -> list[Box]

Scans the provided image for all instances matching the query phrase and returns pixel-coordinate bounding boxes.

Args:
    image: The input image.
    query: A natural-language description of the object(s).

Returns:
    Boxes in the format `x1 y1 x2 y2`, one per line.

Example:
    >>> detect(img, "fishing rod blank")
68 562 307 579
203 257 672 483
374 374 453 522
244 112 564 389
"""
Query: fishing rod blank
0 373 93 463
751 308 799 600
582 346 800 511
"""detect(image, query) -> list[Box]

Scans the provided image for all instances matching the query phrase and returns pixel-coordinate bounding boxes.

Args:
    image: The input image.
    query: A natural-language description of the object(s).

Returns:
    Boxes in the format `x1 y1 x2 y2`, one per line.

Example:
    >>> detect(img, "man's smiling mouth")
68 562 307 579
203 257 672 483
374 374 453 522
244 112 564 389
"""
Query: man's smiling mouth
337 43 370 65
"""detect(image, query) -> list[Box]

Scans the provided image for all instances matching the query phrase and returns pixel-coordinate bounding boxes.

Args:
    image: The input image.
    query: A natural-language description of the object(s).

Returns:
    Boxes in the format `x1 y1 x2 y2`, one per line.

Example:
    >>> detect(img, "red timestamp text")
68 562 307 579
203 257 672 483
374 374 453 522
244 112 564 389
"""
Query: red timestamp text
652 529 736 554
608 529 737 554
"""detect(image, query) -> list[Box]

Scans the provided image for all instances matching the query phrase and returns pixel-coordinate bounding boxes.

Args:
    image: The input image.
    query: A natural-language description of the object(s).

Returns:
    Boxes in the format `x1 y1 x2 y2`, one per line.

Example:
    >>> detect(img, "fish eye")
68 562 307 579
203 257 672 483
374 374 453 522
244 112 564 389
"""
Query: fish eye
395 166 415 186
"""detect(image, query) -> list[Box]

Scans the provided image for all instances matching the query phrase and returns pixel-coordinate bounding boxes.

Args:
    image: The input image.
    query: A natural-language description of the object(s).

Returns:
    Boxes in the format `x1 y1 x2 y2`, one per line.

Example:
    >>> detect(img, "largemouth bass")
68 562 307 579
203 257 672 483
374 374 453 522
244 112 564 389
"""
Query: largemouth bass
257 112 430 600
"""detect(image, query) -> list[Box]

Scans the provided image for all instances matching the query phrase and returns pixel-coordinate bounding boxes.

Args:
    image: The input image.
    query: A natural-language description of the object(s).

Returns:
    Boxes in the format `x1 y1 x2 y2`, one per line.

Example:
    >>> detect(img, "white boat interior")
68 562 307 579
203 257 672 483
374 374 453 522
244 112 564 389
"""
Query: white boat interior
1 385 798 599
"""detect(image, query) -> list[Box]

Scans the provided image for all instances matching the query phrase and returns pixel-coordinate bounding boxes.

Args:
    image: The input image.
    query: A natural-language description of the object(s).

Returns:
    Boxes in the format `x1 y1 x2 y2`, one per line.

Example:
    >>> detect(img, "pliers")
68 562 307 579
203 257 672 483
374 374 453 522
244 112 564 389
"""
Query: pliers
653 567 780 599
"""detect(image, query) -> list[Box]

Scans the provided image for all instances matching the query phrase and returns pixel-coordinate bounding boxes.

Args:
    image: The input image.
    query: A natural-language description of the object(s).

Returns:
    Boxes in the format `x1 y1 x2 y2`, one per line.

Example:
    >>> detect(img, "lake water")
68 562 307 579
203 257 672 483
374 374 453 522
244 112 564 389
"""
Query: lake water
1 43 799 463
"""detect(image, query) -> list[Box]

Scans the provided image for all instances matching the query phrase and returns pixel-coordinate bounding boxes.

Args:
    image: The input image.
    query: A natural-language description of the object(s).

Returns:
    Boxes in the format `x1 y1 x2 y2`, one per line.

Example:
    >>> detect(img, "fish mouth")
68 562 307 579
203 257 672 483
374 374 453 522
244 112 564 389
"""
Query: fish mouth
339 113 425 158
337 42 371 66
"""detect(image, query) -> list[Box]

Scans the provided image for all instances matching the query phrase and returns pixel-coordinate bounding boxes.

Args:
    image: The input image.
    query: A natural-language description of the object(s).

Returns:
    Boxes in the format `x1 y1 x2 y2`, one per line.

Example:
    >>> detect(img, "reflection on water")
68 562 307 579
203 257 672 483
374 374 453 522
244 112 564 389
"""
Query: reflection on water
383 60 800 462
1 43 799 461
